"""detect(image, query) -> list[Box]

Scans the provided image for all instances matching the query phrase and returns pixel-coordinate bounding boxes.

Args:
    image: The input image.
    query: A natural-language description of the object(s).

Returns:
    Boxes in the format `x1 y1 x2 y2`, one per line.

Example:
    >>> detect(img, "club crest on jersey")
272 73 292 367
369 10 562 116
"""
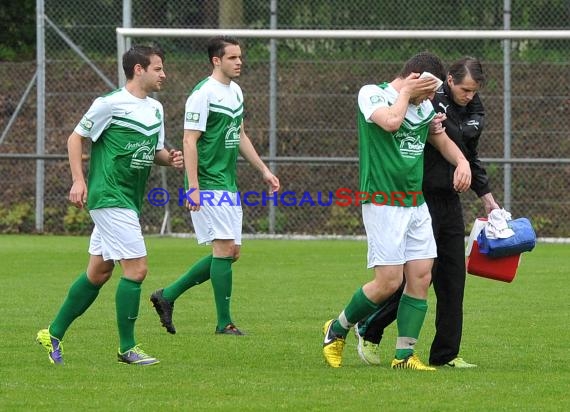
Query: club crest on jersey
155 108 161 120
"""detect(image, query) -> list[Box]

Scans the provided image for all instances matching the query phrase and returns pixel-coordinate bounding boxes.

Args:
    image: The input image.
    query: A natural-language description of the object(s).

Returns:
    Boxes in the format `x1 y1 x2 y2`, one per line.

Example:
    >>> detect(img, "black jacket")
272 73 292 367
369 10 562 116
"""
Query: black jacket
423 82 491 197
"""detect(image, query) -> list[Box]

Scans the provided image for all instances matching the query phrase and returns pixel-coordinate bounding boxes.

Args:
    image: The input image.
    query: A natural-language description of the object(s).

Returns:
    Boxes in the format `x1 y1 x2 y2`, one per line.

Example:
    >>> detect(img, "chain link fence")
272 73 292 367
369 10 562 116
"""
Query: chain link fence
1 0 569 237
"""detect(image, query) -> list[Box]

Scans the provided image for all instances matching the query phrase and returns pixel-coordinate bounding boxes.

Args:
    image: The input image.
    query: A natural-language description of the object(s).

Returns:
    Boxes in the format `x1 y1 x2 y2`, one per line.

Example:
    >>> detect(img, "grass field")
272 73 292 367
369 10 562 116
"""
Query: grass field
1 235 568 411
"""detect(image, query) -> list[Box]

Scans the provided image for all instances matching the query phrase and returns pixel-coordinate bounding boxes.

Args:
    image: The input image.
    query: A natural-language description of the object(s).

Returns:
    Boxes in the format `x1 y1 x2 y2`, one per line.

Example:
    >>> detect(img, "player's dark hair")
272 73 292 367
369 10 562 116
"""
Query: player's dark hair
448 57 486 88
400 51 446 81
122 44 165 80
207 36 240 66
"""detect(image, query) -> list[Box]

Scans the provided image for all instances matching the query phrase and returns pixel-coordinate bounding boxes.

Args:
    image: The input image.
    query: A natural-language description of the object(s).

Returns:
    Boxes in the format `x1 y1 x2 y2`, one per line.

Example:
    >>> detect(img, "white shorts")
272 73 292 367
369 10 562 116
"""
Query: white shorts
190 190 243 245
88 208 146 261
362 202 436 268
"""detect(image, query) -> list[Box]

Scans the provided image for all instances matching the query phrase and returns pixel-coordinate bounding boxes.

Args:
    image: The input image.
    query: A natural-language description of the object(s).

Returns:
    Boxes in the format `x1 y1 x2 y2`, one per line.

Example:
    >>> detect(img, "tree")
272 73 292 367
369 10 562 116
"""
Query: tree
0 0 35 61
218 0 243 28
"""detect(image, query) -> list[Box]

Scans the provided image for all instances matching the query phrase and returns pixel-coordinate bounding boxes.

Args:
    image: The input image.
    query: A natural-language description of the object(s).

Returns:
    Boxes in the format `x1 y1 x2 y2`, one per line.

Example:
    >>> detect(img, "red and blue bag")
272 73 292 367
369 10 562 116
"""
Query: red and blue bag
477 217 536 258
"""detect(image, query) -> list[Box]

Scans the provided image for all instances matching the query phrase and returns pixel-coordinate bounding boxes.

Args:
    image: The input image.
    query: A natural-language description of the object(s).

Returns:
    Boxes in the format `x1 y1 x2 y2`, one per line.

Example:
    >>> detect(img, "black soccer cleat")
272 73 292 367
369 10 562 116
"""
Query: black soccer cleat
150 289 176 334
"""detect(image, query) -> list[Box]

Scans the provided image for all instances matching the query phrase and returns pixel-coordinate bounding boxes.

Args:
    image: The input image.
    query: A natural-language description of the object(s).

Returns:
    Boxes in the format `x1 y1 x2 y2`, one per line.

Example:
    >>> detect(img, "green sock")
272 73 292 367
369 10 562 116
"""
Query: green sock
116 277 141 353
210 257 233 330
162 254 212 302
49 272 101 340
395 293 428 359
332 287 377 336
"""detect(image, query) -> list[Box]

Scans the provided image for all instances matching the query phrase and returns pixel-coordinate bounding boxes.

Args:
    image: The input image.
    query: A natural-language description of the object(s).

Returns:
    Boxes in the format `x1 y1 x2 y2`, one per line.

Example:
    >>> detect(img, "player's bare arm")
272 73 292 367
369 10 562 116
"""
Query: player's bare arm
238 125 280 193
369 89 411 132
154 148 183 168
370 73 439 132
401 73 441 103
67 131 87 209
183 129 202 211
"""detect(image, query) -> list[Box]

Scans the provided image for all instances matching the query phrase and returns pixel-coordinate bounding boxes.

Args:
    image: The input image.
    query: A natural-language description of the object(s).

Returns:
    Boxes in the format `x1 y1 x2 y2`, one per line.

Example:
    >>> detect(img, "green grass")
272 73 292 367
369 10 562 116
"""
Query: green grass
1 235 568 411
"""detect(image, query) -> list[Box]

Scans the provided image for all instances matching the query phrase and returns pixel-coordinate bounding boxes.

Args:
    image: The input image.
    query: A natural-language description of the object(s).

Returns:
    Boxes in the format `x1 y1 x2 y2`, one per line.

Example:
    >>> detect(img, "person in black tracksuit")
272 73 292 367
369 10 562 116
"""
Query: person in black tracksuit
356 57 499 368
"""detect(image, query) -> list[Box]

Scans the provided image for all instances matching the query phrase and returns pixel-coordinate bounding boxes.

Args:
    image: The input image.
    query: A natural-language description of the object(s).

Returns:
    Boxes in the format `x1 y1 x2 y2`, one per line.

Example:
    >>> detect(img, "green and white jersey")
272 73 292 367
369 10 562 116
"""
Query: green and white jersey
184 76 243 192
357 82 435 207
74 87 165 215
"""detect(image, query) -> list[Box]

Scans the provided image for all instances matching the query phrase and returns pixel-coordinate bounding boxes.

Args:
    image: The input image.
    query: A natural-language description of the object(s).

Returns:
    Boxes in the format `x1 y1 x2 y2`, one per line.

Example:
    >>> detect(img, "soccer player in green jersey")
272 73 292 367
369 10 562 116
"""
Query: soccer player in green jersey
36 45 184 366
355 57 500 369
322 52 472 370
150 36 279 336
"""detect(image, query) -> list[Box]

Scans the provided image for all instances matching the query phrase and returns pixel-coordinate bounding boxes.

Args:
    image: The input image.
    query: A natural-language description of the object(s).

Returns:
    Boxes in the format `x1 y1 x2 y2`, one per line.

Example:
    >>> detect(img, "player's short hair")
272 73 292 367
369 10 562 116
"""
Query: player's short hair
122 44 165 80
207 36 240 66
400 51 446 81
448 57 486 88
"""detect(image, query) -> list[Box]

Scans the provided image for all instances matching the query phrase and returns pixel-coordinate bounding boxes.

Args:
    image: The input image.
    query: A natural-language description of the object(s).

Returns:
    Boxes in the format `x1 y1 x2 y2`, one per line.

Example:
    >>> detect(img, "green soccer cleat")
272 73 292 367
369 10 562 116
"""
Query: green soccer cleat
354 324 381 365
322 319 346 368
444 357 477 368
391 354 436 371
36 328 64 365
117 345 160 366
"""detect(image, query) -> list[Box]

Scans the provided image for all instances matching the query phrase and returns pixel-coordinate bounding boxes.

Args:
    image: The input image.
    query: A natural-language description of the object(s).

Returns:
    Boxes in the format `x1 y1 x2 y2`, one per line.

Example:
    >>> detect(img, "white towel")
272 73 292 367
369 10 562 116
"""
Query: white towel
485 209 515 239
465 218 487 256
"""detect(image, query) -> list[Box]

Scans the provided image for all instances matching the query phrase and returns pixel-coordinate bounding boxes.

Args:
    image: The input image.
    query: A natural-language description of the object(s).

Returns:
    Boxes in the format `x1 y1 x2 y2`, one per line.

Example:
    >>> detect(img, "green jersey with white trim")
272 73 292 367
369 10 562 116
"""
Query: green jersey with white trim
74 87 165 215
184 77 243 191
357 82 435 207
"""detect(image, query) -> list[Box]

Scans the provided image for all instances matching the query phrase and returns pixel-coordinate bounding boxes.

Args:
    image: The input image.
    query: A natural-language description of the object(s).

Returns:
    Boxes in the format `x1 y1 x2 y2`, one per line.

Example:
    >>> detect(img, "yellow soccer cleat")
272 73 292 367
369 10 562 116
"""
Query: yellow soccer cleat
391 353 436 371
354 323 381 365
444 357 477 368
322 319 346 368
36 328 64 365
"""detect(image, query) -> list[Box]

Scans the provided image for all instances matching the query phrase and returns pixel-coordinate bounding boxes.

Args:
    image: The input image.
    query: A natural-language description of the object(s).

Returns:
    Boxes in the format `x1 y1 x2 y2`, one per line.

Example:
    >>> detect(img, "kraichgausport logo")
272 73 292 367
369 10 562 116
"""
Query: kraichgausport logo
145 188 423 208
